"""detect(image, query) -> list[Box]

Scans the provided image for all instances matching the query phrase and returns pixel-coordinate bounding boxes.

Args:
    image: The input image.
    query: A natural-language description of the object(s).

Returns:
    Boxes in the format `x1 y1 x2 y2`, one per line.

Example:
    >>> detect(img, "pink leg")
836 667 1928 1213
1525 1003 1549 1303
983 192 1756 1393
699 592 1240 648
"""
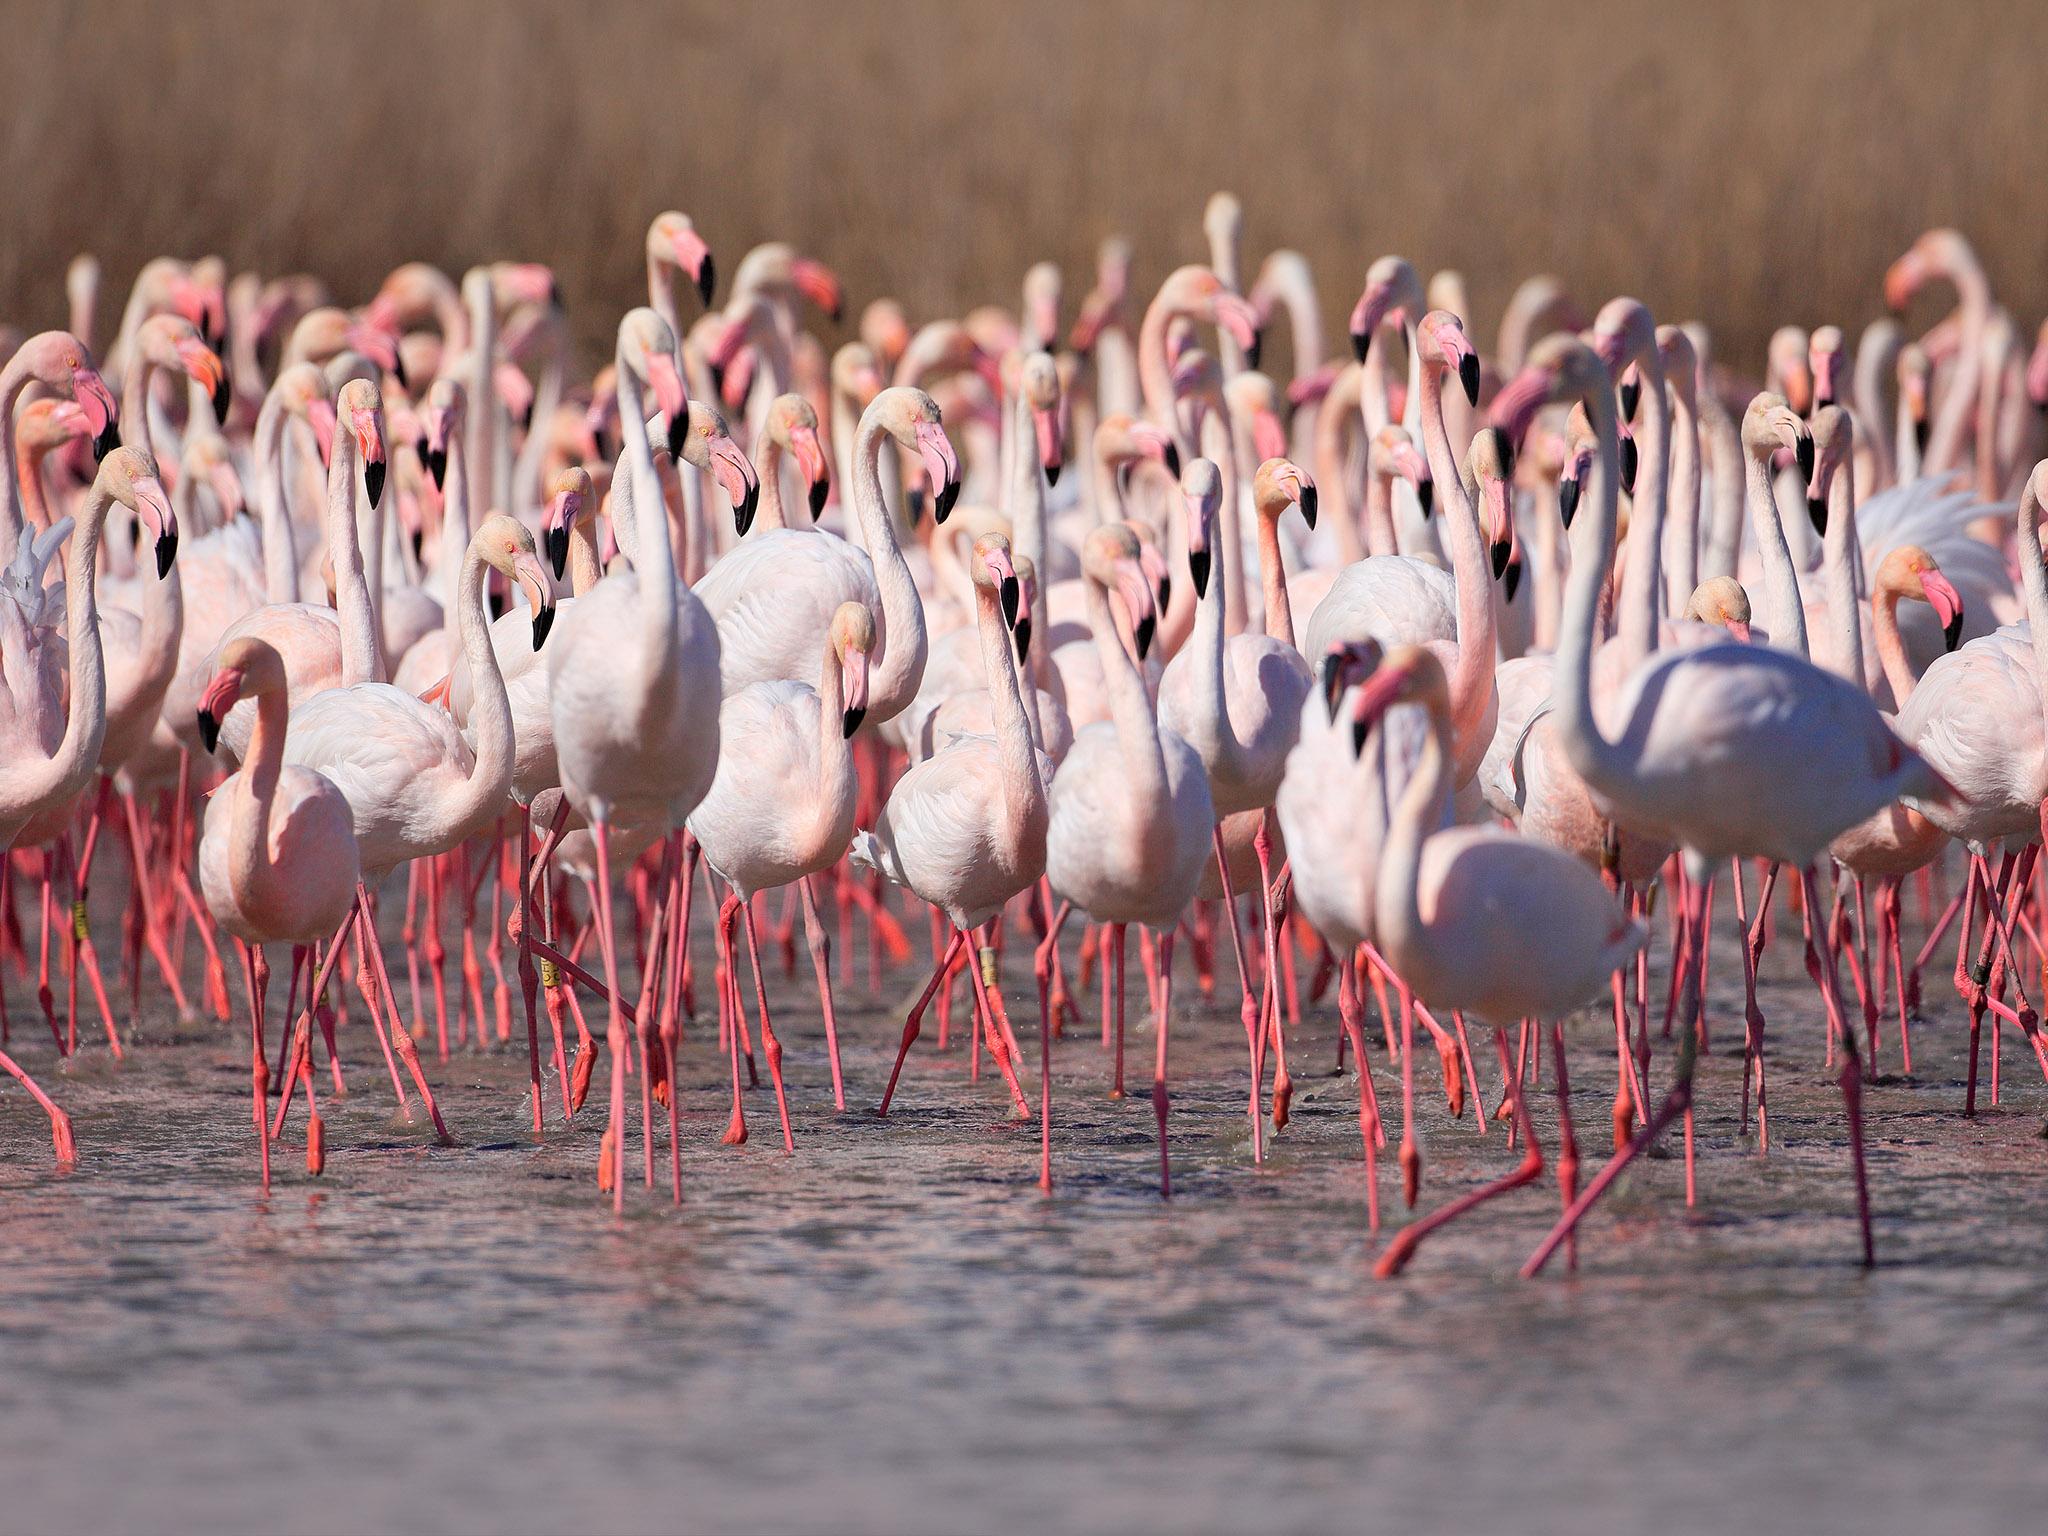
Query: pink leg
877 931 968 1115
1032 902 1071 1192
798 877 846 1111
1150 926 1177 1199
738 889 795 1153
1210 827 1265 1161
1335 958 1380 1232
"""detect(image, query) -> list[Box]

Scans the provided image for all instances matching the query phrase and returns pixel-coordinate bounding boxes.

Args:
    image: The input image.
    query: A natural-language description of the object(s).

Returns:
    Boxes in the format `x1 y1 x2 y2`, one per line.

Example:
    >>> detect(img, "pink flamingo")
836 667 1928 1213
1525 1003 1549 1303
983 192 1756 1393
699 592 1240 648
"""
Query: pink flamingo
196 638 360 1185
689 601 875 1138
1045 523 1211 1196
547 308 724 1210
1351 646 1645 1276
1492 336 1949 1275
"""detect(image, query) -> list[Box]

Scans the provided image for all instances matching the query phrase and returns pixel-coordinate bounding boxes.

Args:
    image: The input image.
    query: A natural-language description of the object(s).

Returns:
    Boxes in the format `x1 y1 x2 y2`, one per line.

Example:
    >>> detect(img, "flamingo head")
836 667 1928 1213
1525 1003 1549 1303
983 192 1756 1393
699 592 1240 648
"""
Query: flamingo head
1806 404 1855 535
622 308 687 455
1881 546 1965 652
421 377 465 491
1466 427 1517 581
859 301 911 372
1348 644 1450 757
1011 554 1039 663
1253 456 1316 534
768 393 830 519
649 212 715 307
1023 262 1061 353
474 513 556 651
1347 255 1424 364
792 258 844 323
676 400 760 536
337 377 388 506
1082 522 1157 661
37 335 120 461
873 387 960 524
1899 344 1932 455
1020 350 1065 486
185 435 245 524
1742 393 1813 484
1318 637 1385 720
833 342 885 412
1417 309 1481 408
276 363 338 469
196 637 288 754
1685 576 1753 645
971 531 1021 634
830 601 876 737
1767 326 1813 417
542 465 593 580
1809 326 1846 411
1369 425 1432 519
1180 457 1223 601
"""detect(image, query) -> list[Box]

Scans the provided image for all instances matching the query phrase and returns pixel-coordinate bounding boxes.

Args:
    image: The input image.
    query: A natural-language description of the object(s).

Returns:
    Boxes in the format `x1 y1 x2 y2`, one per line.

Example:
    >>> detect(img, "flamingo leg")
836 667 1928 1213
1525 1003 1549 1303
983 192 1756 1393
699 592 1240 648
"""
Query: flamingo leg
1335 957 1380 1232
717 892 748 1146
1253 813 1291 1129
0 1041 75 1164
359 886 451 1144
1550 1020 1579 1269
877 929 968 1115
1032 901 1071 1192
1376 1025 1544 1278
1210 826 1264 1160
798 876 846 1110
738 887 795 1152
1798 866 1875 1268
239 941 271 1187
1150 926 1176 1199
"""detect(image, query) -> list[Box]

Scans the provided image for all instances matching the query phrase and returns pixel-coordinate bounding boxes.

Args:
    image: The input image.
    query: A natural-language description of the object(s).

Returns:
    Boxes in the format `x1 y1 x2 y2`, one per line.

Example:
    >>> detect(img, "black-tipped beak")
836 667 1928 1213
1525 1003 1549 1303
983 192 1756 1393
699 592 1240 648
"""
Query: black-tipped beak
531 605 555 650
1350 713 1370 757
1619 379 1640 421
1188 547 1212 600
93 421 121 462
1806 497 1828 537
425 446 447 490
155 529 178 580
1944 607 1965 652
1014 616 1032 663
1914 418 1931 456
1134 613 1155 660
1795 435 1815 482
666 412 689 460
999 574 1020 629
1320 653 1345 718
1458 353 1481 408
196 709 221 755
391 352 411 394
1504 560 1523 604
734 479 760 536
696 257 716 308
1156 574 1172 613
364 460 386 508
808 477 829 519
1162 441 1181 478
1417 479 1435 519
1298 484 1318 530
934 479 959 524
1350 329 1370 364
545 523 569 580
410 528 424 562
841 705 865 740
1045 461 1060 487
1559 477 1580 529
1244 327 1263 373
1490 540 1511 581
211 376 232 426
1619 436 1638 496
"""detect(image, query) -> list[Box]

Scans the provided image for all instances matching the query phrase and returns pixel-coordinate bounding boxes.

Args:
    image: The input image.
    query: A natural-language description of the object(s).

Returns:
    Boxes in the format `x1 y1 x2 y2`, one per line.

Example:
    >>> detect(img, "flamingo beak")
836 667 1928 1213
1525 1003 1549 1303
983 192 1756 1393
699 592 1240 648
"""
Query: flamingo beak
1884 253 1922 317
512 549 556 649
1558 473 1581 529
1488 363 1551 448
496 361 536 431
1033 404 1064 486
1134 424 1179 479
983 546 1021 629
209 460 245 522
840 647 870 738
672 228 716 307
1014 611 1033 664
1807 496 1829 537
1251 409 1287 465
793 259 844 322
789 424 830 517
711 433 760 535
307 398 338 470
543 489 583 579
1726 618 1753 645
1486 478 1513 580
347 321 407 392
646 352 688 456
1794 429 1816 484
1346 659 1414 756
1348 283 1392 364
1290 468 1319 531
1813 351 1841 409
914 419 960 524
1921 572 1964 650
71 363 119 460
1619 374 1641 422
1214 292 1259 353
1114 557 1157 660
195 667 246 756
1619 427 1639 496
133 474 179 579
179 337 230 426
355 409 387 506
422 408 452 491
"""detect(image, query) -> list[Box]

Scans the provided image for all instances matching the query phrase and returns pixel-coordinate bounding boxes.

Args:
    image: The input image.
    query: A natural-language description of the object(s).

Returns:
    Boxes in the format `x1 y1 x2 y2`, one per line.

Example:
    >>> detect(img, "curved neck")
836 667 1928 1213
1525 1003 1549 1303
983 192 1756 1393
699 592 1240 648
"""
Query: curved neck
1822 452 1864 691
1616 360 1671 669
569 517 603 596
1375 701 1452 984
2015 485 2048 724
1416 361 1498 759
431 546 516 846
1744 444 1809 657
1086 570 1166 807
1 347 50 566
22 484 111 820
852 415 927 718
806 639 857 856
1661 382 1701 616
1926 266 1988 474
252 393 301 603
228 687 290 912
437 429 470 617
1556 388 1638 796
327 418 384 685
465 277 500 520
1188 523 1250 784
975 581 1049 854
1313 379 1363 564
614 346 679 676
1870 583 1919 707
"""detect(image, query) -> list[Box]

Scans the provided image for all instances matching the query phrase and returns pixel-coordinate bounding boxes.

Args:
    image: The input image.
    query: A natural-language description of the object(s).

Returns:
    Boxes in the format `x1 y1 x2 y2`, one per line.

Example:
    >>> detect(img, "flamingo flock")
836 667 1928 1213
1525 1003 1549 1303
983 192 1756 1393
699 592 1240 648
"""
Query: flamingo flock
5 207 2047 1278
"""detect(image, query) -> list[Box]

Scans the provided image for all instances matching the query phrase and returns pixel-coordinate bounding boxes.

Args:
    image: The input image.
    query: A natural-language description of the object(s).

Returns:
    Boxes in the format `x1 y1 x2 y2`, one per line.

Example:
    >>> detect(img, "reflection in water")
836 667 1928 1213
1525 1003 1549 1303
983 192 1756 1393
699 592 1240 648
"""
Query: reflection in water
2 907 2046 1533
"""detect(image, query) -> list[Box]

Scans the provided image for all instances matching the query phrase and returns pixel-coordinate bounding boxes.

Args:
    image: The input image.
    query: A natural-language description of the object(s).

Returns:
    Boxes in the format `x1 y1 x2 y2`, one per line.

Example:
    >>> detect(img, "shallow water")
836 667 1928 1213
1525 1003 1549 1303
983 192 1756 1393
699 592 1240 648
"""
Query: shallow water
3 888 2047 1534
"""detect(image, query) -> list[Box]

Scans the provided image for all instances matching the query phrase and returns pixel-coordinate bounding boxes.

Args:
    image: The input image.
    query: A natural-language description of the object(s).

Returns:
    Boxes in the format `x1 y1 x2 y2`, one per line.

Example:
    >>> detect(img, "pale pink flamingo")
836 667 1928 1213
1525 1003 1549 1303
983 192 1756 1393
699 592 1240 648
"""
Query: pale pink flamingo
747 393 832 532
1492 336 1949 1275
196 637 360 1185
688 601 875 1136
0 333 119 569
857 533 1050 1159
1045 523 1211 1195
1886 230 1992 497
547 308 724 1209
645 211 717 339
1348 646 1644 1276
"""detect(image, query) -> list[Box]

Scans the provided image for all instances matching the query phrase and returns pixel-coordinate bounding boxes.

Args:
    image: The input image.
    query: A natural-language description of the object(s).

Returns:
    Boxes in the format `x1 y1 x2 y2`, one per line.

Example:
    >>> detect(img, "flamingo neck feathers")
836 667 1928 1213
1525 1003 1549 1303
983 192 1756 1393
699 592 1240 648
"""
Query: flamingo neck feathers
806 639 857 861
1870 581 1919 708
1926 256 1988 475
1615 354 1670 671
1008 391 1049 677
1086 570 1168 813
976 582 1048 857
754 430 789 533
1188 525 1251 788
430 543 516 849
1416 356 1498 769
1555 386 1638 798
1255 502 1296 650
2015 480 2048 732
852 413 926 721
1743 440 1809 658
1376 698 1452 990
228 686 290 916
613 344 679 682
1822 446 1866 693
252 389 301 603
437 424 469 619
326 414 384 686
21 481 110 819
1663 378 1702 614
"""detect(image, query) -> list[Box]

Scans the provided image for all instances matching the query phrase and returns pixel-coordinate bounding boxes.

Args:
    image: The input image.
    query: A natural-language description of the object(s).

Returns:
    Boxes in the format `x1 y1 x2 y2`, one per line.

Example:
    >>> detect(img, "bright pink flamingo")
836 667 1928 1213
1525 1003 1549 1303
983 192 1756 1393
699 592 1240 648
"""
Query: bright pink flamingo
196 637 360 1185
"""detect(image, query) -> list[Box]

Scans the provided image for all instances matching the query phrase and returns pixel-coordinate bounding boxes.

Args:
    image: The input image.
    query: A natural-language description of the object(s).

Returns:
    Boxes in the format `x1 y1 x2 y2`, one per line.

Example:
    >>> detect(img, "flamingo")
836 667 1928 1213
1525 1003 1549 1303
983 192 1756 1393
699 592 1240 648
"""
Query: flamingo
547 308 724 1210
1350 646 1645 1276
747 393 831 533
688 600 875 1136
1492 335 1949 1275
196 638 360 1185
857 532 1049 1133
1045 523 1211 1196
